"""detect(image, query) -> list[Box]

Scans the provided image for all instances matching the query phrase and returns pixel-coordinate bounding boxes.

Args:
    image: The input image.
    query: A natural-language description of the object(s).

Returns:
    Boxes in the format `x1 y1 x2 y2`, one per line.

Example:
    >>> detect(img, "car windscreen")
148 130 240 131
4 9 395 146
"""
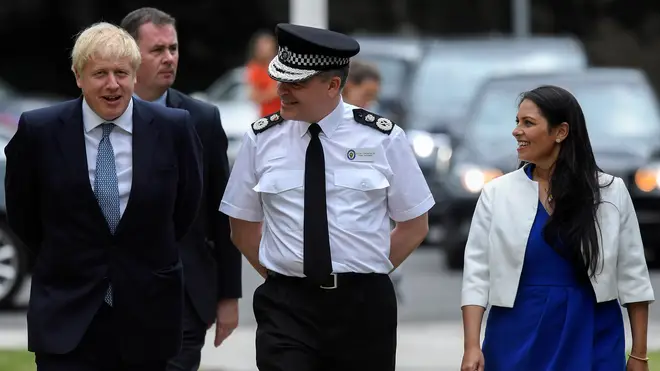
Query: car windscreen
467 81 660 142
408 49 586 129
353 55 407 101
206 69 249 102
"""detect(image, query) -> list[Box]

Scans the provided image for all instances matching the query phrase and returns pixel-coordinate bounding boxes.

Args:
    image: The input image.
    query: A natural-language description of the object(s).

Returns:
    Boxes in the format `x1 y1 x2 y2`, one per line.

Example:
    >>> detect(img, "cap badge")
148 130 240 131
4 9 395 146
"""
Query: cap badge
280 49 291 62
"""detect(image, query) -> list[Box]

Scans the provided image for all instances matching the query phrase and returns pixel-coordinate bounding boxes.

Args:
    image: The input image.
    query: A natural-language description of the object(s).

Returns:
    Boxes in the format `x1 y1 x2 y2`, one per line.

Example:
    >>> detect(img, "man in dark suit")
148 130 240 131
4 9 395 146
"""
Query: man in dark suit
4 22 203 371
120 8 242 371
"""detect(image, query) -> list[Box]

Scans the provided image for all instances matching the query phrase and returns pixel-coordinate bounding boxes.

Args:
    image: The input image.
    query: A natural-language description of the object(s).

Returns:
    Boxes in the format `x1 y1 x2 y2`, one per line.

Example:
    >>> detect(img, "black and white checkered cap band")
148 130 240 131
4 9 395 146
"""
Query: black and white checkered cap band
277 46 350 69
268 46 350 82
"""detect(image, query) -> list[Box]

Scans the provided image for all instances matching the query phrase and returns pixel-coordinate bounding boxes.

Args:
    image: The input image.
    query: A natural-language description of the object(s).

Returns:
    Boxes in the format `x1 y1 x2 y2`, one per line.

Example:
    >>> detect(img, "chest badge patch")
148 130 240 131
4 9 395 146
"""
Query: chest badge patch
346 148 376 162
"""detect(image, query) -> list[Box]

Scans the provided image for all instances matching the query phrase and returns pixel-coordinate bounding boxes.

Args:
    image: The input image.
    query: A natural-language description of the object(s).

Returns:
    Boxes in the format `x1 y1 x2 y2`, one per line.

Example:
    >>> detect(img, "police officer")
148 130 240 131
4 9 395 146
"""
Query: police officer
220 23 434 371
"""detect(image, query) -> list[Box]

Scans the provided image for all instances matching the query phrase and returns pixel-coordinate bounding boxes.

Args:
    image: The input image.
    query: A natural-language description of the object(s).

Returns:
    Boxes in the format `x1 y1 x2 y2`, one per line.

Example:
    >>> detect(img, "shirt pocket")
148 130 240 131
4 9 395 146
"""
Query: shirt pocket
253 170 305 231
333 169 390 231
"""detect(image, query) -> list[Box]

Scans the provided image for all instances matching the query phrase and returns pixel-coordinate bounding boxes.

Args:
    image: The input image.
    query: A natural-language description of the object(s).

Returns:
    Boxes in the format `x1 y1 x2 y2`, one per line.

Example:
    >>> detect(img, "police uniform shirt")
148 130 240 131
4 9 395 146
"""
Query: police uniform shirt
220 98 435 276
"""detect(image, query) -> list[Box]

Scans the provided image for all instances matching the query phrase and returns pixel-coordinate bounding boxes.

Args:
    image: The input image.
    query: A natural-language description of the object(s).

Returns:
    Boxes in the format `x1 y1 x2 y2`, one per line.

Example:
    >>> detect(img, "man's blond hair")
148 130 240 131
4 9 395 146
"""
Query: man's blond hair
71 22 141 74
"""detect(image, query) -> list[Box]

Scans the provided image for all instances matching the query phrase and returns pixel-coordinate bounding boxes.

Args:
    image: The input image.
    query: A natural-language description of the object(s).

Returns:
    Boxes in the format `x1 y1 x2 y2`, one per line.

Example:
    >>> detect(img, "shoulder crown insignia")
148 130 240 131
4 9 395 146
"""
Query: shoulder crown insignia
252 118 269 130
352 108 395 135
376 117 393 131
252 111 284 134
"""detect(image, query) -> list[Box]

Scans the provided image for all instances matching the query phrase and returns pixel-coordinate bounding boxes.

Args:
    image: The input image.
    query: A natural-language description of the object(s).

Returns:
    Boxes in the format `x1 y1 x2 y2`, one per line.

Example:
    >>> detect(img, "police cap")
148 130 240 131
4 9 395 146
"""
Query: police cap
268 23 360 83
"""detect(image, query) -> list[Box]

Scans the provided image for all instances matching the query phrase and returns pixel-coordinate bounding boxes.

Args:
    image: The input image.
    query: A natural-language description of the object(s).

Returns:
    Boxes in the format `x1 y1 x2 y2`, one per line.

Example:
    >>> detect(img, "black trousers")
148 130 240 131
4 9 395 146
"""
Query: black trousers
253 272 397 371
35 303 167 371
166 292 208 371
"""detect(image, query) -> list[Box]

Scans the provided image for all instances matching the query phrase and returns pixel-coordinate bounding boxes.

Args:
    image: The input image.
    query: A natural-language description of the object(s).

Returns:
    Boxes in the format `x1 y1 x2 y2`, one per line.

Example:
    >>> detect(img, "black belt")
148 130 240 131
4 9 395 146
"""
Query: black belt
266 270 386 290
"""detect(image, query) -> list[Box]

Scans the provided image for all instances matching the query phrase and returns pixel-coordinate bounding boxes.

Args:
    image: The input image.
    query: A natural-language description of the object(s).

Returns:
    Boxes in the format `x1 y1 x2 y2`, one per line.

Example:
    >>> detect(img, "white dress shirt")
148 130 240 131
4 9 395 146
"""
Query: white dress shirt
461 165 655 308
220 98 435 276
82 98 133 216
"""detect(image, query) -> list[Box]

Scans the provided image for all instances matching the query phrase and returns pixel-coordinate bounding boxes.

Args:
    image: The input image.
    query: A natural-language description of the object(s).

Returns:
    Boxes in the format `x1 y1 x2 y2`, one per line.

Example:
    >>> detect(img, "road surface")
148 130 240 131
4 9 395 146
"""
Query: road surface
2 247 660 370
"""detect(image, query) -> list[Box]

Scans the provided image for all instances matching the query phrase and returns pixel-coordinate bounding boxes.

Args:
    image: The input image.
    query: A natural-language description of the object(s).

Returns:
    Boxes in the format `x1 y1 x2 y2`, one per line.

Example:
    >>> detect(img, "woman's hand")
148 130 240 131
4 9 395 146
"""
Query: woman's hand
626 356 649 371
461 346 485 371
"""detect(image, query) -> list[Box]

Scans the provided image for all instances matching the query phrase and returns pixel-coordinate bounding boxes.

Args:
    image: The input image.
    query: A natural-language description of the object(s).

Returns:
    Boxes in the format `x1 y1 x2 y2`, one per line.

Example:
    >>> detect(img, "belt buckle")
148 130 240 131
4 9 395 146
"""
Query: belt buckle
320 273 338 289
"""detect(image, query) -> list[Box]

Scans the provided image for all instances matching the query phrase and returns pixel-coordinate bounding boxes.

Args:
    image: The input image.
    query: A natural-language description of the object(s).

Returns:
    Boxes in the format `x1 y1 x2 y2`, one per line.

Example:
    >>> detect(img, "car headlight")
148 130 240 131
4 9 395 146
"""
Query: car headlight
411 133 435 158
435 141 453 173
634 164 660 192
408 130 454 168
454 165 503 193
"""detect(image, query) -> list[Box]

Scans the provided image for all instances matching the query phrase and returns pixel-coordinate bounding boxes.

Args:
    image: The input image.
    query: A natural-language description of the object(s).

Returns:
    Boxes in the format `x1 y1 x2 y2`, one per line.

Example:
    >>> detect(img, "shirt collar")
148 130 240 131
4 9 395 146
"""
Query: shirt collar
82 97 134 134
299 97 345 138
132 90 168 106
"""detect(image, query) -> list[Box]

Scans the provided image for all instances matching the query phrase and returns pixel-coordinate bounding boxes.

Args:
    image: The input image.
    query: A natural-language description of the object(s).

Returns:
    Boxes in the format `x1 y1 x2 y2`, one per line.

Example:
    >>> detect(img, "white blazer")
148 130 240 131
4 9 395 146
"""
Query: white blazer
461 165 655 309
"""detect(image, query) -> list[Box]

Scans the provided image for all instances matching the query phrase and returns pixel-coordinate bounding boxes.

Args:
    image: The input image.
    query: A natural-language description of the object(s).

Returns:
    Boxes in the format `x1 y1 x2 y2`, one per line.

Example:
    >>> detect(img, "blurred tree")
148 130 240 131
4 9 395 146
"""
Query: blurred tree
2 0 660 97
478 0 509 34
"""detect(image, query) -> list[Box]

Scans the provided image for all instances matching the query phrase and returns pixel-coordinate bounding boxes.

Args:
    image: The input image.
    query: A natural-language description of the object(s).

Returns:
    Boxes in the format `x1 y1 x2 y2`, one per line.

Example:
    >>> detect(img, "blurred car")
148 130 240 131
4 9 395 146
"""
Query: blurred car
437 67 660 269
405 36 587 134
0 95 68 127
0 125 32 309
190 67 259 167
195 66 251 103
0 96 65 309
352 35 426 123
194 35 427 167
197 35 427 123
401 36 588 235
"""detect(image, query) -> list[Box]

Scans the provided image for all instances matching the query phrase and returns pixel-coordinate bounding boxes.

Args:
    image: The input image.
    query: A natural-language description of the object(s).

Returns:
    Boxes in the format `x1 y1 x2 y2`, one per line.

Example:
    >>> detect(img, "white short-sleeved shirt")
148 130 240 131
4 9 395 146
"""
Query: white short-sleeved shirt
220 99 435 276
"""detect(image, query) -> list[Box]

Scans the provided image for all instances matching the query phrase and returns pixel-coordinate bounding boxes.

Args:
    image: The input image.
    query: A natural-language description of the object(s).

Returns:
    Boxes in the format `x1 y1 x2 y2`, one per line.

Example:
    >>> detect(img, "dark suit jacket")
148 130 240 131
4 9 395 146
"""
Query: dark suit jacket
167 88 242 325
3 97 203 362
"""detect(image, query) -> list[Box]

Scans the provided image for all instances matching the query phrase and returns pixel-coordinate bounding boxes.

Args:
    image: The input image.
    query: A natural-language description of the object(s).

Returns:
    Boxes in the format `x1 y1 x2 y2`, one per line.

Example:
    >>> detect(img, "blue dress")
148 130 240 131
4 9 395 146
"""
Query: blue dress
481 166 625 371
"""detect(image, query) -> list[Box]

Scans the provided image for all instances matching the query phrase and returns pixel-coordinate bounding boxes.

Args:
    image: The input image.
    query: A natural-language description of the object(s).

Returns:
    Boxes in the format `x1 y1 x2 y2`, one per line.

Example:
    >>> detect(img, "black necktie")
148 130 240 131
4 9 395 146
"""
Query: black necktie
304 123 332 284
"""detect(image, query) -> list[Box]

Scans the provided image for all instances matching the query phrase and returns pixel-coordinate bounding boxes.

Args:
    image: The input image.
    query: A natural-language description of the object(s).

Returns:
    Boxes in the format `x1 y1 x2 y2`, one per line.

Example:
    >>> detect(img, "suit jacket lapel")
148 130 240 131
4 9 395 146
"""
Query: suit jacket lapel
498 167 539 264
115 100 157 235
56 97 110 232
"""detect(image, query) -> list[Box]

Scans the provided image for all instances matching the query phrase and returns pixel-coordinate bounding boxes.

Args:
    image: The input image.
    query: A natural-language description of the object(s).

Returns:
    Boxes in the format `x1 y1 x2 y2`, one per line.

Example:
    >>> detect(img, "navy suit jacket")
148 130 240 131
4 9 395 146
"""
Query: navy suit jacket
166 88 242 325
4 97 203 361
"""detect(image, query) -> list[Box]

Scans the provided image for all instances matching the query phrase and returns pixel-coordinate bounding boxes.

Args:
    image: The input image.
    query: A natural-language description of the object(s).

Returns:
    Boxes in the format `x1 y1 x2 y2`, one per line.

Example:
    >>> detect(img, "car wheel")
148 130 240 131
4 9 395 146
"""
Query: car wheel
0 221 26 309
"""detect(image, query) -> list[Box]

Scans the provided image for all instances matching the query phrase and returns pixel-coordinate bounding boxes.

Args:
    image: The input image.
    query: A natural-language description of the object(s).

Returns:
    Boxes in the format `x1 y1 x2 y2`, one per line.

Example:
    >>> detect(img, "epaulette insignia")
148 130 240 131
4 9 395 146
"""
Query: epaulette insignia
252 112 284 134
352 108 395 135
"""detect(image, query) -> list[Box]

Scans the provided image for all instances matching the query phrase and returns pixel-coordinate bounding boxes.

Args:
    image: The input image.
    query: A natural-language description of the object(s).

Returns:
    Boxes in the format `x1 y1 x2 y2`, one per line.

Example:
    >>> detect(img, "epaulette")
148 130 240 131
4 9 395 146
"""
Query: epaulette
352 108 395 135
252 112 284 134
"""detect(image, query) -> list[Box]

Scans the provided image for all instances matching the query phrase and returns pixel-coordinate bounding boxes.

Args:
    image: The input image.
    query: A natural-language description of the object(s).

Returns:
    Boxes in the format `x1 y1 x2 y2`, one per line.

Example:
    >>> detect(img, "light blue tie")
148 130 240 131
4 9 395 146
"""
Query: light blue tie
94 123 120 306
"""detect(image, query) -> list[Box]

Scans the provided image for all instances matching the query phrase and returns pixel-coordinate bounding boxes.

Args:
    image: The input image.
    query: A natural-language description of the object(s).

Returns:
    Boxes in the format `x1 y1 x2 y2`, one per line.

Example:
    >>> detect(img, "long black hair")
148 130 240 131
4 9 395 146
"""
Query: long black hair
517 85 612 280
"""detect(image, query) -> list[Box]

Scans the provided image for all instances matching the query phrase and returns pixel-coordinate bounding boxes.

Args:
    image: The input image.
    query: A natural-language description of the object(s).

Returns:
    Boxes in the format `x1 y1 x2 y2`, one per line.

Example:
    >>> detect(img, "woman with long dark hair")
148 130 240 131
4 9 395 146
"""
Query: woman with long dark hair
459 85 655 371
